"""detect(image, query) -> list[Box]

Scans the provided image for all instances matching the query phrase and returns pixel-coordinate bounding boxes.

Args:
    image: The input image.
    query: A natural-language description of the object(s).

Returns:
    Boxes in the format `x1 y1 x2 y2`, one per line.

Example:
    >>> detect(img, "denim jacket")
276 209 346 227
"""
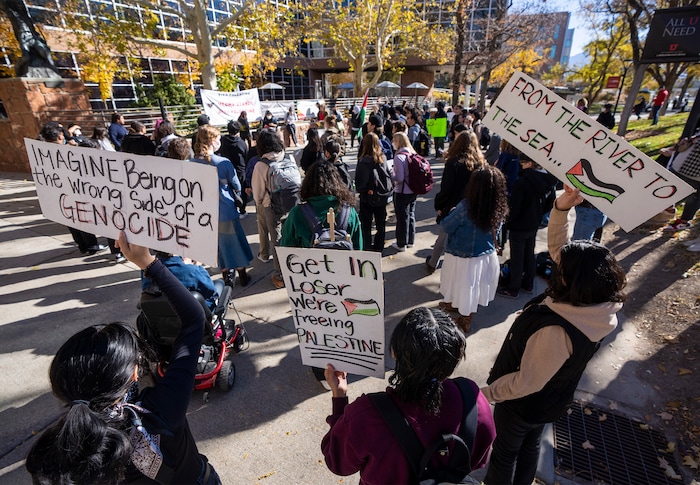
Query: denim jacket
440 199 495 258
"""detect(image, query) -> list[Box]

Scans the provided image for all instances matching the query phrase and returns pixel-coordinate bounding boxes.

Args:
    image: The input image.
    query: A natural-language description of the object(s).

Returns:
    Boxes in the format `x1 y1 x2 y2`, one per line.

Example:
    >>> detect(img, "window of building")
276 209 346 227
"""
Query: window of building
550 45 557 58
553 25 560 39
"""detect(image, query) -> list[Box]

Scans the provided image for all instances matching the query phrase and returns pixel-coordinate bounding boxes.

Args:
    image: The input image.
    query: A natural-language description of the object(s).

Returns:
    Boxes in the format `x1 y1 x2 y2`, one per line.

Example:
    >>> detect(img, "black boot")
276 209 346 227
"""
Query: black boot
237 268 251 287
223 270 235 288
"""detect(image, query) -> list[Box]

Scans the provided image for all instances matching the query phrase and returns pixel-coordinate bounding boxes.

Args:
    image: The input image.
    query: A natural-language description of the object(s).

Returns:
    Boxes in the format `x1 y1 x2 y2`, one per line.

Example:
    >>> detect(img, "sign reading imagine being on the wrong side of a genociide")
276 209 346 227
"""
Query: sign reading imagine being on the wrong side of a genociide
276 247 385 378
25 138 220 266
483 71 695 232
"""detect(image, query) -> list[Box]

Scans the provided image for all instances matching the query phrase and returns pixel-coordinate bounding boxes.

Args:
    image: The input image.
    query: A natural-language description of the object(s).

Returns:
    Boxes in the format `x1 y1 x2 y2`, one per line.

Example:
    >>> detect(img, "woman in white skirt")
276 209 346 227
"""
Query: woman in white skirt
439 165 509 332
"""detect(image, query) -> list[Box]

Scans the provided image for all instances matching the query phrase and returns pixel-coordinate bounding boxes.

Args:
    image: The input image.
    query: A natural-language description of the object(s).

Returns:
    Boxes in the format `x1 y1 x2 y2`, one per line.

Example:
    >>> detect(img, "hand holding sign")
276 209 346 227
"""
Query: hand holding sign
554 186 585 212
483 71 694 231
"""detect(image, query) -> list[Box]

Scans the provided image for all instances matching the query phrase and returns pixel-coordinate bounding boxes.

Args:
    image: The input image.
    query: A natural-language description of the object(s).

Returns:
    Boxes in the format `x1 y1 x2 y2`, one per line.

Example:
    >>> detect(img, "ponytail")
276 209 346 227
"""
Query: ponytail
27 403 132 484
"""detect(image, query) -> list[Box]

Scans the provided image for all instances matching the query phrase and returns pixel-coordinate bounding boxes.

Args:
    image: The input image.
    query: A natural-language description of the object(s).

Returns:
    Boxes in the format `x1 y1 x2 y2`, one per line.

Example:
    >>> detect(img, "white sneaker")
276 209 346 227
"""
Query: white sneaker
239 212 248 220
391 243 406 252
687 243 700 252
257 253 271 263
407 244 414 248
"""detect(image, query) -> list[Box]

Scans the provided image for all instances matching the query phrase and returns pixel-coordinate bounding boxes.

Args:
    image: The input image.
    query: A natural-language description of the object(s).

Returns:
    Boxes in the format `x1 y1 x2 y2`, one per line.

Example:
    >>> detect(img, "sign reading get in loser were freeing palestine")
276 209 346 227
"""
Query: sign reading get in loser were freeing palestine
25 139 220 266
276 247 386 378
484 71 695 231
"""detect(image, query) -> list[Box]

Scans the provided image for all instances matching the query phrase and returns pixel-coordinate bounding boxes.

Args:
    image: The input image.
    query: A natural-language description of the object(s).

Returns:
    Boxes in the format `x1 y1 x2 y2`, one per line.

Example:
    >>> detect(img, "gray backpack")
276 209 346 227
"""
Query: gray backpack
264 154 301 215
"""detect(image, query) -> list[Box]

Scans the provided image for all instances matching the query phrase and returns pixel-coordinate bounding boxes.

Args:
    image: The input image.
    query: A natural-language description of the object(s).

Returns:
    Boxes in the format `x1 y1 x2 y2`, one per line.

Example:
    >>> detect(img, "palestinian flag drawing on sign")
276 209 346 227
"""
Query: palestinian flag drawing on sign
566 159 625 203
341 298 380 317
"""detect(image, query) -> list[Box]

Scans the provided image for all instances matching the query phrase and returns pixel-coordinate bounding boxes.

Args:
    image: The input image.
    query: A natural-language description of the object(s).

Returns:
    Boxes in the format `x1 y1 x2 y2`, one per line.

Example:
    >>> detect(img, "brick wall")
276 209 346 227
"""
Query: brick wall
0 78 91 173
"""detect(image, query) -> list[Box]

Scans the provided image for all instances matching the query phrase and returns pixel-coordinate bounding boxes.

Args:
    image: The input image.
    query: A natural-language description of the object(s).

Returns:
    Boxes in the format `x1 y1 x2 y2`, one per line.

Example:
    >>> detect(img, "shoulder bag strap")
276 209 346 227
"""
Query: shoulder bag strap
368 393 424 479
299 203 322 236
453 377 479 450
335 203 351 231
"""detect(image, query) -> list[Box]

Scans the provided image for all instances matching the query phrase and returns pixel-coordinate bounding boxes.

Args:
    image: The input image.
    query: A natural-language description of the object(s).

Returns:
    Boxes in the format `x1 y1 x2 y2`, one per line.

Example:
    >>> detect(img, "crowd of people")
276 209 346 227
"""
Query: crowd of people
30 93 698 484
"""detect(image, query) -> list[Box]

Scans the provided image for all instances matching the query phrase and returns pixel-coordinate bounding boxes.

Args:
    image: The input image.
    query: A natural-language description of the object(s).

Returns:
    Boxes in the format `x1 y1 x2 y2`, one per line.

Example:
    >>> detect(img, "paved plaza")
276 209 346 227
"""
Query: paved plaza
0 150 661 484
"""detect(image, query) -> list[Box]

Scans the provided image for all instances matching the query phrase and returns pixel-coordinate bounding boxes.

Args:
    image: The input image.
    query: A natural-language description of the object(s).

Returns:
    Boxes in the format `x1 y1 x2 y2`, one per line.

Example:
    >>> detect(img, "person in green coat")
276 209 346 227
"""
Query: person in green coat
280 160 363 390
280 161 363 251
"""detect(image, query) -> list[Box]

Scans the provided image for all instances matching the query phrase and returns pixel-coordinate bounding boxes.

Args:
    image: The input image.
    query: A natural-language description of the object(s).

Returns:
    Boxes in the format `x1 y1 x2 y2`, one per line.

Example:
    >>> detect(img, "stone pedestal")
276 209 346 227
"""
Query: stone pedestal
0 78 91 173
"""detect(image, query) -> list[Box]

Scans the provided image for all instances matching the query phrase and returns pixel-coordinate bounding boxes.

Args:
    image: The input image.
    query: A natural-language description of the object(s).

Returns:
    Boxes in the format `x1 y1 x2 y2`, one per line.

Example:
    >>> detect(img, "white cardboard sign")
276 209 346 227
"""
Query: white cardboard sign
276 247 386 378
25 139 220 266
484 71 695 231
201 88 264 124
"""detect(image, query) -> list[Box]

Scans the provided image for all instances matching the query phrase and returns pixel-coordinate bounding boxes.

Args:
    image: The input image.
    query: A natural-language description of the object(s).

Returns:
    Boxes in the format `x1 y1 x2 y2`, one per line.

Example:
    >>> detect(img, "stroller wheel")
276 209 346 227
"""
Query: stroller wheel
218 360 236 391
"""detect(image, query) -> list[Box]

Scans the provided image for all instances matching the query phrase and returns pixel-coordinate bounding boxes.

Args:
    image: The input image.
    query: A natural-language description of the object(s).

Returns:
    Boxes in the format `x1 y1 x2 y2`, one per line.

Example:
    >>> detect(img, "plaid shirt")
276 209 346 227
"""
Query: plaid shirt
677 142 700 180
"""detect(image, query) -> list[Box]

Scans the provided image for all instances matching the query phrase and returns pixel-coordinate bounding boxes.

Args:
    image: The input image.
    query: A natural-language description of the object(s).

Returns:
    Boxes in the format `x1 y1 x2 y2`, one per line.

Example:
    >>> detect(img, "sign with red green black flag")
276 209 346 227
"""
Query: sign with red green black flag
275 246 385 378
483 70 694 232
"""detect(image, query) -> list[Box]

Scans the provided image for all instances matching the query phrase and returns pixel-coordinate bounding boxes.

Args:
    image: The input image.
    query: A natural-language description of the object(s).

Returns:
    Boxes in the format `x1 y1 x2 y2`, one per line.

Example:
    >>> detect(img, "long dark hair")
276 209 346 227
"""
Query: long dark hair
300 160 355 206
26 323 152 485
444 131 485 170
306 128 322 153
358 132 384 164
324 139 342 164
547 241 627 306
389 307 466 415
465 165 508 232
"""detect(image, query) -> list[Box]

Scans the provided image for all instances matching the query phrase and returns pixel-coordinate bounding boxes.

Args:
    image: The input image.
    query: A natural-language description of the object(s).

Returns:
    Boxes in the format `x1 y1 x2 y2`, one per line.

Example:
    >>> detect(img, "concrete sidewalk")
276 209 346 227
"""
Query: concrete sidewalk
0 160 660 484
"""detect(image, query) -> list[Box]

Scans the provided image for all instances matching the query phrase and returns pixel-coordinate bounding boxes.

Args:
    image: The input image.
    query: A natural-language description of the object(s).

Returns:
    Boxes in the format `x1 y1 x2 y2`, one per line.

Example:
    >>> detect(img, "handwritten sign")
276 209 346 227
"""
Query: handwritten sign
484 71 695 231
25 139 219 266
201 88 263 125
276 247 385 378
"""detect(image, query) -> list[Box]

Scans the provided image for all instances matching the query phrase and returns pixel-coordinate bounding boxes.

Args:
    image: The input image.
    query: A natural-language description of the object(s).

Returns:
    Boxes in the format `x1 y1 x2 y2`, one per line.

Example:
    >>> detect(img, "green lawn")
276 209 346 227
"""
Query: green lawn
624 112 690 159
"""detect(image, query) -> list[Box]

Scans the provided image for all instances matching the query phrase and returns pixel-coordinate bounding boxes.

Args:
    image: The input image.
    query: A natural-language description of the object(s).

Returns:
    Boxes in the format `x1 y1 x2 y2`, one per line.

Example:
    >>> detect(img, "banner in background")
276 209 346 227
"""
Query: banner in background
296 99 322 121
201 88 263 125
484 71 694 232
25 139 219 266
260 100 295 120
276 247 385 378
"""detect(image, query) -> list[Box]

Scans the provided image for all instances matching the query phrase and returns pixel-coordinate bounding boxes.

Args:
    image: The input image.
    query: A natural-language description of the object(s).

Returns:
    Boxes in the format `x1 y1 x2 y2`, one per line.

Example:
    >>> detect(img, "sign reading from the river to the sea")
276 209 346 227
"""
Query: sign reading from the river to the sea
484 71 695 231
25 139 219 266
276 247 385 378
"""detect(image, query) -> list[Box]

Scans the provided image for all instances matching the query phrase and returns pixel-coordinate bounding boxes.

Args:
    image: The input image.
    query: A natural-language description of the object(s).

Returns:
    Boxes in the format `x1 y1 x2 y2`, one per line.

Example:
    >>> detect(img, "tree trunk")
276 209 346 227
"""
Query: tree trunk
479 69 491 113
451 0 466 107
617 64 646 136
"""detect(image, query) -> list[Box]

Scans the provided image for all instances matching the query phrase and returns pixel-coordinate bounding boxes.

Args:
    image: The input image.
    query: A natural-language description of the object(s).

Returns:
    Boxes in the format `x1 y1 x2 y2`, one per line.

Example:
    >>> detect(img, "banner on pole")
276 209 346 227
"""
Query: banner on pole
201 88 263 125
483 71 695 232
25 139 220 266
276 247 386 378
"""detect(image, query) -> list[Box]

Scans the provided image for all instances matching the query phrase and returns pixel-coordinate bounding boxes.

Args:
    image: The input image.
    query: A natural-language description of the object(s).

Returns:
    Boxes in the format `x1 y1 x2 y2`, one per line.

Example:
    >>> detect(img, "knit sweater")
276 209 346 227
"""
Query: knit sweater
322 379 496 485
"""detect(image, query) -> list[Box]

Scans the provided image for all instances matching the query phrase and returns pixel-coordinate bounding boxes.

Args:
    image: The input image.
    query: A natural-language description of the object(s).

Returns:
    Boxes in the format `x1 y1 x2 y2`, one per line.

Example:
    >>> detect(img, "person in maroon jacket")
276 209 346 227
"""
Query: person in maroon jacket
321 307 496 485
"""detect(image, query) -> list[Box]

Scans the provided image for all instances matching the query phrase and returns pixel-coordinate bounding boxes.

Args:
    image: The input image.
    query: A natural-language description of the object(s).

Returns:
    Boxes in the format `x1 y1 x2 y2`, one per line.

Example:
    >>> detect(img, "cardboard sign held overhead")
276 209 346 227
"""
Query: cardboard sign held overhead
483 71 695 232
25 139 220 266
276 247 385 378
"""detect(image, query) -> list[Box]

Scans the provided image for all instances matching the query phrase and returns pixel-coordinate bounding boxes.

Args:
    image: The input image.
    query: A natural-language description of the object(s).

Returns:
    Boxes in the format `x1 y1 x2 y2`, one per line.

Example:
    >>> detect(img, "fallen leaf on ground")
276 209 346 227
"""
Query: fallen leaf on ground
584 408 592 415
658 411 674 421
582 440 595 450
667 401 681 409
567 408 573 415
682 454 699 469
658 364 667 373
257 471 276 480
679 368 693 376
609 401 619 411
640 424 650 430
599 413 607 422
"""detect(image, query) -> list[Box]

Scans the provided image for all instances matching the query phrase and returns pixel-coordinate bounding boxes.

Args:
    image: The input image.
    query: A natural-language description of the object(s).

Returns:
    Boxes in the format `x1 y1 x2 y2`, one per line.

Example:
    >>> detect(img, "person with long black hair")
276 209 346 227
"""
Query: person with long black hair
321 307 496 484
483 186 626 485
439 165 509 332
26 231 221 485
355 133 392 252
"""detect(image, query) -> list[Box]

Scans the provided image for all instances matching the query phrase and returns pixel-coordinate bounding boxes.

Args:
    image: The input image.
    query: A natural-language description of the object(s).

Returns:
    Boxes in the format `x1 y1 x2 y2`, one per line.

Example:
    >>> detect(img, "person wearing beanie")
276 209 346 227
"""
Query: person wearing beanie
191 113 211 146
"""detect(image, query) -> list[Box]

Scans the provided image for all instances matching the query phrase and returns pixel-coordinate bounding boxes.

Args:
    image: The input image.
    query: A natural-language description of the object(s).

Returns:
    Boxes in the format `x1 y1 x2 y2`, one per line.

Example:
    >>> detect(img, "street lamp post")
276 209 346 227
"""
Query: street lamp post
613 60 634 117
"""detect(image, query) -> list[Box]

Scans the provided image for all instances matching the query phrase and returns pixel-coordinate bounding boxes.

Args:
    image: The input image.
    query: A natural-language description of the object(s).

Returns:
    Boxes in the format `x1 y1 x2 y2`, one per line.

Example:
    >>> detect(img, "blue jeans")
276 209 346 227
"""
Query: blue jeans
651 104 662 125
393 192 417 247
197 459 222 485
484 404 545 485
573 206 607 241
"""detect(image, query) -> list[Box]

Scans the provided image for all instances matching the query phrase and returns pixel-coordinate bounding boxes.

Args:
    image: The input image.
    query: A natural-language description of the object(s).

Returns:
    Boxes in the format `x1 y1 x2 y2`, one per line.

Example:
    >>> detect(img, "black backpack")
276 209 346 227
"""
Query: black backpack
417 129 431 157
300 203 354 250
367 163 394 207
369 377 480 485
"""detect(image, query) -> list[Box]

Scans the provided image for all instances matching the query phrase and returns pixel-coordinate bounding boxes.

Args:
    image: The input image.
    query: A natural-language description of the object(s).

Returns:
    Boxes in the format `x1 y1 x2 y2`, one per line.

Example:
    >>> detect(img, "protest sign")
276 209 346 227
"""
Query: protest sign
483 71 695 231
276 247 385 378
25 139 220 266
201 88 263 125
